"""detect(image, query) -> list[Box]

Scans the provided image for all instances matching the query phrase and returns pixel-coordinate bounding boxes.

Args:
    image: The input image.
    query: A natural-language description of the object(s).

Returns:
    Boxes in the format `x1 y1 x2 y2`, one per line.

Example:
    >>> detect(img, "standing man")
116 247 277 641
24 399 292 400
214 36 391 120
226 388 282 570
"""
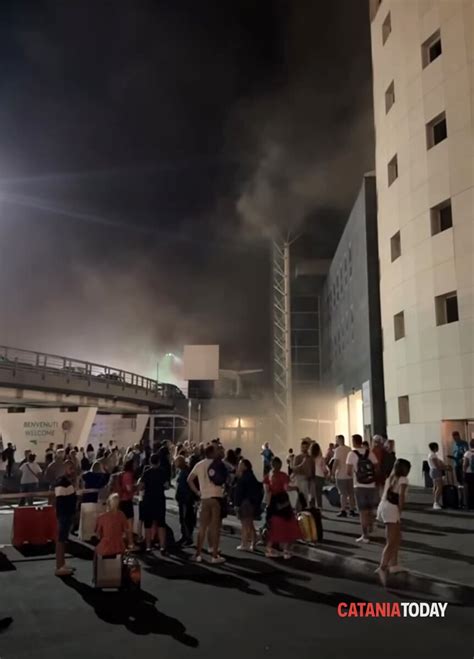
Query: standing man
293 438 314 506
3 443 16 479
261 442 274 477
332 435 356 518
449 431 469 486
54 459 77 576
187 444 226 564
346 434 379 543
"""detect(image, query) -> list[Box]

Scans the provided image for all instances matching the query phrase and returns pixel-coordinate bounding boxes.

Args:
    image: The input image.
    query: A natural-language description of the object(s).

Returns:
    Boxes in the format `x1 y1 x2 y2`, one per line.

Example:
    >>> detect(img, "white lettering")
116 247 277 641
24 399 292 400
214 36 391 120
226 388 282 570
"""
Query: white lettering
408 603 419 617
438 603 448 617
419 603 430 617
400 602 410 617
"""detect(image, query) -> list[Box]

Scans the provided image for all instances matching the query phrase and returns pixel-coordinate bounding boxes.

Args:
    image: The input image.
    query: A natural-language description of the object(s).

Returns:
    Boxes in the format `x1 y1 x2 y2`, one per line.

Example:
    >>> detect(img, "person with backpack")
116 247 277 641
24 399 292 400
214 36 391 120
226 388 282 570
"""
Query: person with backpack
462 439 474 510
346 434 379 543
187 443 227 564
234 459 263 551
375 458 411 586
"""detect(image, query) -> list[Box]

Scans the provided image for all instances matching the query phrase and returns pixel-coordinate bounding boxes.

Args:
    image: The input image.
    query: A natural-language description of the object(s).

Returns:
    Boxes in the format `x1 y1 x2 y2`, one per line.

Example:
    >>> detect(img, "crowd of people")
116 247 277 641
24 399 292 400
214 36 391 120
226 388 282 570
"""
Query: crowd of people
0 429 473 585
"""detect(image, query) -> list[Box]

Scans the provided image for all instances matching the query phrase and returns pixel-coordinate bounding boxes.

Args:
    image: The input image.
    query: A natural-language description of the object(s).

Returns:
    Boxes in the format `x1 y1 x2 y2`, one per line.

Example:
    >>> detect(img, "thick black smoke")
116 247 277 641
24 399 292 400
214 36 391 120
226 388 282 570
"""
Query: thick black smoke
0 1 373 375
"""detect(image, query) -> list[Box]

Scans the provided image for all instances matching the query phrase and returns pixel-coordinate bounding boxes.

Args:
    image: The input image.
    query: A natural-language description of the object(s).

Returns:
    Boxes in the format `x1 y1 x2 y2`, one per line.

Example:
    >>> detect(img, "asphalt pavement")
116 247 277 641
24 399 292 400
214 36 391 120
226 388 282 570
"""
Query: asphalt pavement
0 509 472 659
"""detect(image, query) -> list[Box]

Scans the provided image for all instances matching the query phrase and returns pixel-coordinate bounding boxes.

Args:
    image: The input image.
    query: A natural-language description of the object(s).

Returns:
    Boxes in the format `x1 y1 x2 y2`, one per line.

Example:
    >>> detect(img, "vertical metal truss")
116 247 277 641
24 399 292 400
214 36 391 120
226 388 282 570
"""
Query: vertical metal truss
272 240 293 452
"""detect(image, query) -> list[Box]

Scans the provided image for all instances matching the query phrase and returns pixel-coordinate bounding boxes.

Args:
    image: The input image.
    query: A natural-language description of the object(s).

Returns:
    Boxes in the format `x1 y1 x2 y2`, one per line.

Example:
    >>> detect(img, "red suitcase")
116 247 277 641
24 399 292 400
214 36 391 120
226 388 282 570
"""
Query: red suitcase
12 506 57 546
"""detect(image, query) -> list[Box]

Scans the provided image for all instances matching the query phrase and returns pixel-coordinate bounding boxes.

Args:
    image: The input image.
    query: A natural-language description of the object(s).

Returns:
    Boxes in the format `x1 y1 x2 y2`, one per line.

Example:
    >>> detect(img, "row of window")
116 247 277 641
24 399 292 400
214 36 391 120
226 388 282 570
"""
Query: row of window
327 246 352 313
393 291 459 342
382 11 442 70
390 197 453 263
331 309 355 360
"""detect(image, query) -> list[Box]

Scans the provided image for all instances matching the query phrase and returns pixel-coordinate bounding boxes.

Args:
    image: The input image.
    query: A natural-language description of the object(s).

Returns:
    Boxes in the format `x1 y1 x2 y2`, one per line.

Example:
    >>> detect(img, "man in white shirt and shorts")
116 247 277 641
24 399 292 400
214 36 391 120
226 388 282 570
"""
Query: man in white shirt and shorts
346 434 379 543
332 435 356 518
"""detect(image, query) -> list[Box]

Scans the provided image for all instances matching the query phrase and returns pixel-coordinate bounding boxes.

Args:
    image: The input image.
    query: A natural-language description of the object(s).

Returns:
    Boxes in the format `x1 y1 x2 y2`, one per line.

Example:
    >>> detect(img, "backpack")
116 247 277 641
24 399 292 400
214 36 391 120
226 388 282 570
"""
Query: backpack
207 459 228 486
355 450 375 485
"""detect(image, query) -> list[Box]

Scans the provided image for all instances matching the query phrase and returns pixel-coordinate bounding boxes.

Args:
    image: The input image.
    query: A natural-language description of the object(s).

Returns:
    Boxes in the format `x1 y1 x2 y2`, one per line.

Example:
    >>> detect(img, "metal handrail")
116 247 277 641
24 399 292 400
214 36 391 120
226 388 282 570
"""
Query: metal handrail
0 345 174 398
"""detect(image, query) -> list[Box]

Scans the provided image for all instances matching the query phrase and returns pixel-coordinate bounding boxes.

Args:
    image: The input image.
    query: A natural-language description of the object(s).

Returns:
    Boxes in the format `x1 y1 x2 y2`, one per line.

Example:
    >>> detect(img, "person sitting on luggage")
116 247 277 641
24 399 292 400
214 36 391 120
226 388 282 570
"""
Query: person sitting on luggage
95 494 128 557
264 457 301 559
427 442 447 510
54 459 78 577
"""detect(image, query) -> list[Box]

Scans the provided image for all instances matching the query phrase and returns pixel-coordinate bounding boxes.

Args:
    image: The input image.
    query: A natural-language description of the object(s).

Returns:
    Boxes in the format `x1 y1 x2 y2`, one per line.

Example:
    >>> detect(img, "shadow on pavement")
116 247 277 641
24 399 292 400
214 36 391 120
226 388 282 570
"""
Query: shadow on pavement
142 553 263 597
61 577 199 647
220 555 367 608
402 518 473 536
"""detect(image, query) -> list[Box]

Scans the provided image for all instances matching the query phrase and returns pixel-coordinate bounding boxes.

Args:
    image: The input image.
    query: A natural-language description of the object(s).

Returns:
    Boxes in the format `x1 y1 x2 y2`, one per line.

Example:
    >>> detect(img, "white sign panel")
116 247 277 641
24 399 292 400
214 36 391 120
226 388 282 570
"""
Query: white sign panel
183 345 220 381
0 407 97 455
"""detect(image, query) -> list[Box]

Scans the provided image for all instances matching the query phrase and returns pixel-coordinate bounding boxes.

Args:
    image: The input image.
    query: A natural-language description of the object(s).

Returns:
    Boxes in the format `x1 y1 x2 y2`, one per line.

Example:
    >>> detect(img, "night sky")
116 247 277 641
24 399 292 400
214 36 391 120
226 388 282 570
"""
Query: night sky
0 0 374 379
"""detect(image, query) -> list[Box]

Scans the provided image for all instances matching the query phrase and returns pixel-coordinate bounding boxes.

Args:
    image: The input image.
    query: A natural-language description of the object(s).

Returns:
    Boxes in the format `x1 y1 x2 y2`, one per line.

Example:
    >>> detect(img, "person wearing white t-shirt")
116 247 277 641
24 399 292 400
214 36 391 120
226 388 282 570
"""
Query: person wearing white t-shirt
427 442 447 510
187 444 226 564
346 434 379 543
19 453 42 506
375 458 411 586
332 435 356 518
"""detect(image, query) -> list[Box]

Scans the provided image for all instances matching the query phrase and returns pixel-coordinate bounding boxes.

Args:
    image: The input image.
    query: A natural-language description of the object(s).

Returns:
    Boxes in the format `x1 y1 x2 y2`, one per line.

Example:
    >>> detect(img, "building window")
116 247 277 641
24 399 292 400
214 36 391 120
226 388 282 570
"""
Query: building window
394 311 405 340
431 199 453 235
387 154 398 186
390 230 401 261
382 12 391 44
398 395 410 424
426 112 447 149
435 291 459 326
385 81 395 114
422 30 442 68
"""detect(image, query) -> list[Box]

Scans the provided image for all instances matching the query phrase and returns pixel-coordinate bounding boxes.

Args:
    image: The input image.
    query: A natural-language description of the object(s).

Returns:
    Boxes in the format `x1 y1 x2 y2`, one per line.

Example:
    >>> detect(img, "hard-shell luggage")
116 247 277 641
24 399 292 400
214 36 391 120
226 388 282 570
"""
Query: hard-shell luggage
323 485 341 508
308 506 323 542
122 555 141 591
79 502 103 542
442 468 459 509
94 554 123 589
12 505 57 546
297 511 317 542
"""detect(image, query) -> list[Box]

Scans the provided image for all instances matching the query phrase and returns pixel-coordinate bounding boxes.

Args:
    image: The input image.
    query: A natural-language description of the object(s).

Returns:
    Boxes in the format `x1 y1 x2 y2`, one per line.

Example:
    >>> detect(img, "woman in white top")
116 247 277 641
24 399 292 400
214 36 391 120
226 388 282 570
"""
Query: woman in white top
19 453 42 506
310 442 329 509
375 458 411 586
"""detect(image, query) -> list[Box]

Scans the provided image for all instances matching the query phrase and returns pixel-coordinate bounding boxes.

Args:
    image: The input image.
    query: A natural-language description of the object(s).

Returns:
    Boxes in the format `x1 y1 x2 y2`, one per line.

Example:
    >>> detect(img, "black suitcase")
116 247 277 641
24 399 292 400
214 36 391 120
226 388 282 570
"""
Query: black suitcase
442 484 459 509
323 485 341 508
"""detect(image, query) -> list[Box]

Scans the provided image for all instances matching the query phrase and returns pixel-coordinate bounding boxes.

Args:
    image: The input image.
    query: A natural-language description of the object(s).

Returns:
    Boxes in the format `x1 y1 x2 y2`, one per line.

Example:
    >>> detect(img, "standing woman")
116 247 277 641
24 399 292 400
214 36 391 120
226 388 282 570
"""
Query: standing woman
264 457 301 559
375 458 411 585
234 459 262 551
118 459 137 550
427 442 447 510
138 453 167 554
310 442 329 509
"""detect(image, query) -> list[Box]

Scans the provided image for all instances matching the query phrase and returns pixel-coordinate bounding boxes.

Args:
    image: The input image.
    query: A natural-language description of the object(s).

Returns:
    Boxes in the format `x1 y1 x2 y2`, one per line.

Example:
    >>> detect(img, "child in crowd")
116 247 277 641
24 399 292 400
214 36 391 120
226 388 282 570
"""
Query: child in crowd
95 494 128 557
427 442 447 510
375 458 411 586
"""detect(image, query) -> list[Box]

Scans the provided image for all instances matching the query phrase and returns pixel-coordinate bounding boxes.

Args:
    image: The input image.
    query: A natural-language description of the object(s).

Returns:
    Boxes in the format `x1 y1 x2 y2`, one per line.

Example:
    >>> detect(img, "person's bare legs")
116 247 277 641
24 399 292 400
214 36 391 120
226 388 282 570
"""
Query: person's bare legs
388 523 401 567
379 523 397 569
211 504 222 558
56 541 65 570
157 526 166 550
360 510 371 539
126 519 134 548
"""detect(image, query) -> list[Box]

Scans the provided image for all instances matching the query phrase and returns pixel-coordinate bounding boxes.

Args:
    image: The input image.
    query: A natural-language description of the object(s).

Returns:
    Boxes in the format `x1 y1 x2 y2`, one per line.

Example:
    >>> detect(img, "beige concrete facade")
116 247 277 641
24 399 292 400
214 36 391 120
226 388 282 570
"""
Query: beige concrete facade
370 0 474 484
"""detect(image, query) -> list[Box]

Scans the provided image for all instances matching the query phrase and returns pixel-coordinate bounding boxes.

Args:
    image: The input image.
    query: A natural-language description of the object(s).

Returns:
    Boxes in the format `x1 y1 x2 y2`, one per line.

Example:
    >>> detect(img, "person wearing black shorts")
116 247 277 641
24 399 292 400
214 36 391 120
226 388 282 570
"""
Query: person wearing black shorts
138 453 167 554
118 459 136 550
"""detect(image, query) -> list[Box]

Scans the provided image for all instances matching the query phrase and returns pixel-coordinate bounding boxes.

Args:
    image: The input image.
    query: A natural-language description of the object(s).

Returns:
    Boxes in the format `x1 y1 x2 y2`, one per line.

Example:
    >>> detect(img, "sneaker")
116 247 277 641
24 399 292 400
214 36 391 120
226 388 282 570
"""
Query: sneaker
183 538 194 547
210 556 226 565
433 503 442 510
248 544 255 552
192 554 203 563
55 566 74 577
349 510 358 517
236 545 249 551
374 567 388 586
355 535 370 544
282 551 292 560
336 511 347 518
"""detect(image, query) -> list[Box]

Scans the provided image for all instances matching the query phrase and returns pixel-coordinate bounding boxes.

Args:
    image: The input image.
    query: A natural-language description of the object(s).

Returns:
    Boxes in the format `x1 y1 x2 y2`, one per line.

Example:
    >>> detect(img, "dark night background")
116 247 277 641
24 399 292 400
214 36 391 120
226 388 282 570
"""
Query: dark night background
0 0 374 378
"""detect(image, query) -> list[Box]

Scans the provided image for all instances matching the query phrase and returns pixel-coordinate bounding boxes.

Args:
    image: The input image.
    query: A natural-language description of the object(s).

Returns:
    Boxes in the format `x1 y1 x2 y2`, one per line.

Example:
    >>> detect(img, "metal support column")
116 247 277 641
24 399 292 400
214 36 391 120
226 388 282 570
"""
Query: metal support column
272 240 293 452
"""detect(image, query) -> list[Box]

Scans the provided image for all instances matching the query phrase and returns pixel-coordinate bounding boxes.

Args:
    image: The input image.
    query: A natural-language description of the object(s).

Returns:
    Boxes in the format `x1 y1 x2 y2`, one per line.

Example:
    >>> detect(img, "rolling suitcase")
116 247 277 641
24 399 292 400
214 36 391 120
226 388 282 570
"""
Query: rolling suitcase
94 554 123 589
79 503 103 542
308 506 323 542
12 505 57 546
442 469 459 509
297 511 317 542
323 485 341 508
122 555 141 591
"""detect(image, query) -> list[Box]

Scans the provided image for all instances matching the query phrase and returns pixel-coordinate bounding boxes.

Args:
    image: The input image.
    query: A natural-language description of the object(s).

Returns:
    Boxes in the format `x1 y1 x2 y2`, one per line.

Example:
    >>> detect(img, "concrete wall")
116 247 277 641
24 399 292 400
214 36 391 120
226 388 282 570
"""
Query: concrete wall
370 0 474 483
88 414 149 451
320 174 386 437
